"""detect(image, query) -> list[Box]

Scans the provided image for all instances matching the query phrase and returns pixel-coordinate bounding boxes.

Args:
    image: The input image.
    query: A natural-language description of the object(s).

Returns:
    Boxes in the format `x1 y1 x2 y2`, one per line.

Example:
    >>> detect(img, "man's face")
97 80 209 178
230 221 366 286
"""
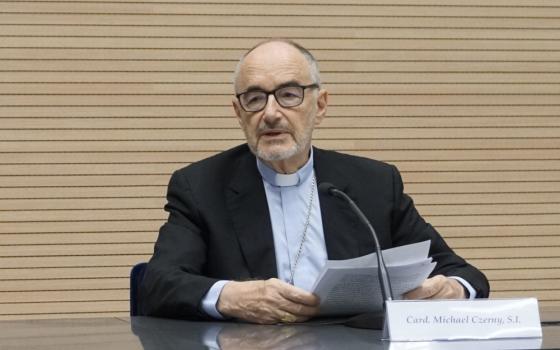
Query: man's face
232 42 327 165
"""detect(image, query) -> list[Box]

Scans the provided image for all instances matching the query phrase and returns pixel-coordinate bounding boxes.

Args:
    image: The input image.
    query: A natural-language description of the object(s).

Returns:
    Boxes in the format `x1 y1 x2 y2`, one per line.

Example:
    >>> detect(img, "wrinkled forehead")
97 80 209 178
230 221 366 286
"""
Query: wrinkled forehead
235 42 312 92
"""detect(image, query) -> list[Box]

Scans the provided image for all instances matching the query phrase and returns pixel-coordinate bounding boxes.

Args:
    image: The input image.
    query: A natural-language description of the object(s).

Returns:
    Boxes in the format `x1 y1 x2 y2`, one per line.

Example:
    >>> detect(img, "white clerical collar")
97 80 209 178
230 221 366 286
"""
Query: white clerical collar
256 148 314 187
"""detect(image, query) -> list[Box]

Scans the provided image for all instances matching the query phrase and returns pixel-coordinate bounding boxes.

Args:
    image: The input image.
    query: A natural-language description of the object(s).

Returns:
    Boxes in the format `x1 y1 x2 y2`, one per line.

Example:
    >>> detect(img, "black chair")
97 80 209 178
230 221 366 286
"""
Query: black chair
130 262 147 316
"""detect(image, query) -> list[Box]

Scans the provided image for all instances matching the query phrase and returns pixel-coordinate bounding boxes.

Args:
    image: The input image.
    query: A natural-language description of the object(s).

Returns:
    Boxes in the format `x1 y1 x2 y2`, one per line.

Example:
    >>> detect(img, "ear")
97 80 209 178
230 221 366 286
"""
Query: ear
232 97 243 126
314 89 328 126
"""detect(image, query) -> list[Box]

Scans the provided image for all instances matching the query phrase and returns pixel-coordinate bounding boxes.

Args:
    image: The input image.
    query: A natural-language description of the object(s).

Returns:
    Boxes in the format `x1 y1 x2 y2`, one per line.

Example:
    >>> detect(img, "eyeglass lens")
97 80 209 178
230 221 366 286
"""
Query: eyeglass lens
240 86 305 111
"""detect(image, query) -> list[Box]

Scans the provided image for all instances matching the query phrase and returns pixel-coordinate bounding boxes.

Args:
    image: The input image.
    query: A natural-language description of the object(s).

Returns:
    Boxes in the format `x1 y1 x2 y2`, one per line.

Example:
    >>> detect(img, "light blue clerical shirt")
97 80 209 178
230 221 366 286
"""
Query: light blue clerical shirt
256 149 327 291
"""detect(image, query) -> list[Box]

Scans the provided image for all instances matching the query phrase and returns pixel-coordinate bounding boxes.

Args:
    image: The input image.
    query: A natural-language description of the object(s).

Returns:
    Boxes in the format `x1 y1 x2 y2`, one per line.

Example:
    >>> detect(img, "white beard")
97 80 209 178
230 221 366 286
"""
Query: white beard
255 139 300 162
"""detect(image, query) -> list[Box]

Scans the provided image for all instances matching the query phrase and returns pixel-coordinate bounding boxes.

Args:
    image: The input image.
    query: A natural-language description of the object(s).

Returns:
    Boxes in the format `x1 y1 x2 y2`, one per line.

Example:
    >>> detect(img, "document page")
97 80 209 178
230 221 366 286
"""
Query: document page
311 240 436 316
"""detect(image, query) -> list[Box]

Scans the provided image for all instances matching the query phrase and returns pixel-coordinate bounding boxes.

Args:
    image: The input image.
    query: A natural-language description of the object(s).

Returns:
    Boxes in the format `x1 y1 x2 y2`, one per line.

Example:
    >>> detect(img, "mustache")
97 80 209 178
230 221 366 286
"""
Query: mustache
257 124 291 135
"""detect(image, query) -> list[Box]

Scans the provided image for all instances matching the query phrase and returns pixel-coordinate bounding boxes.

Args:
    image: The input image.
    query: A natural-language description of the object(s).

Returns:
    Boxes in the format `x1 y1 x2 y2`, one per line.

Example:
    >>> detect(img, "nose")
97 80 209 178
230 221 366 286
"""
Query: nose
262 93 282 124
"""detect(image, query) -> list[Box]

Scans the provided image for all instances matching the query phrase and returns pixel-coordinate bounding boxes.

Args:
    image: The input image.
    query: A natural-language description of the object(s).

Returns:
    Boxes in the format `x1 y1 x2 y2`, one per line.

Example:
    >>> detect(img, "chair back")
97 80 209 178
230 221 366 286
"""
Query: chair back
130 262 147 316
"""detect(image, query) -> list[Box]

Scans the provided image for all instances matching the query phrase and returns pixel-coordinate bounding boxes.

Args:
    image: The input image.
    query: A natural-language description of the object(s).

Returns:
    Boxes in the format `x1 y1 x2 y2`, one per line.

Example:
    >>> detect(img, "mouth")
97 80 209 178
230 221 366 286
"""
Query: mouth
260 130 288 139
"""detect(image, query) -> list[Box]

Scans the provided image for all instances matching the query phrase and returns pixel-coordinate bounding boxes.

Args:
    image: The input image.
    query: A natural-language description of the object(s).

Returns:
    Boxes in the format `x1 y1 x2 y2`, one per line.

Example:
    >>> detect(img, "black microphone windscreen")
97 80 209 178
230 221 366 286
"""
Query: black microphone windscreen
318 182 336 195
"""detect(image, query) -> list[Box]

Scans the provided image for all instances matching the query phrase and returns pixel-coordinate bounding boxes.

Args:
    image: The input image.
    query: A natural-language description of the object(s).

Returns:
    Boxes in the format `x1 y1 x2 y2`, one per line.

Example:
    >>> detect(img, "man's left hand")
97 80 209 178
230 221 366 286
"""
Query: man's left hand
403 275 466 300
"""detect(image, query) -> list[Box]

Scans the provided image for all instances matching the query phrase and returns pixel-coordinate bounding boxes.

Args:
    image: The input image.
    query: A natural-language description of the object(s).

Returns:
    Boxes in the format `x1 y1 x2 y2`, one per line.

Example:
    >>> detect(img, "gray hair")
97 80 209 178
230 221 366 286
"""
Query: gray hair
233 39 321 92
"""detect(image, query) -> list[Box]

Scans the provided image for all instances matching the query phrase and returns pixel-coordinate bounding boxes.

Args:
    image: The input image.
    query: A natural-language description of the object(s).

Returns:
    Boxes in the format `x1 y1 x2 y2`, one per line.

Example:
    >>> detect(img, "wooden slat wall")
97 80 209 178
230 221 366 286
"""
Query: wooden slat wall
1 0 559 320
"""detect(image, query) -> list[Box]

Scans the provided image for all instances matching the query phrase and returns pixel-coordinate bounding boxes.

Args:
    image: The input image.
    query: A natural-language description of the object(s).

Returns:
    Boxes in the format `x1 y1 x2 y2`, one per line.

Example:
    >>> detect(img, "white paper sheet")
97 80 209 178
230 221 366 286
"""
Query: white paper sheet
311 240 436 316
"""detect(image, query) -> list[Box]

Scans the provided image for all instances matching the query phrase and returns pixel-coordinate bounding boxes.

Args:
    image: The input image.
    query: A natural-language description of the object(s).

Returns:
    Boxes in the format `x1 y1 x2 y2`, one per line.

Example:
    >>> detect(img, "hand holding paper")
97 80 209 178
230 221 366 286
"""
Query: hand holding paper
404 275 466 300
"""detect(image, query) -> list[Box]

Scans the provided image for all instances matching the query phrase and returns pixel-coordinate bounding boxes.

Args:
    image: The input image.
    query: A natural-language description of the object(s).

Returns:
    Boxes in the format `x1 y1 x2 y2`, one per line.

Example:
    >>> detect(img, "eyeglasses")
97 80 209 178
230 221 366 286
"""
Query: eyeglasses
236 83 319 112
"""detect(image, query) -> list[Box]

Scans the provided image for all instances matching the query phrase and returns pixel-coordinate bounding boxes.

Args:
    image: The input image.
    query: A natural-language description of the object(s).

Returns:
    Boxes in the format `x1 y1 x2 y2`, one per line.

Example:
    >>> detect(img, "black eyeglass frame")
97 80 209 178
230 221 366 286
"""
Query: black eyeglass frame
235 83 320 112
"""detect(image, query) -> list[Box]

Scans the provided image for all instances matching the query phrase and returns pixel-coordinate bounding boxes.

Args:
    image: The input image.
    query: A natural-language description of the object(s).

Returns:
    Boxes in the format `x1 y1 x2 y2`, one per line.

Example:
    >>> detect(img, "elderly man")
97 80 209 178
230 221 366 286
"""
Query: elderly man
140 39 489 324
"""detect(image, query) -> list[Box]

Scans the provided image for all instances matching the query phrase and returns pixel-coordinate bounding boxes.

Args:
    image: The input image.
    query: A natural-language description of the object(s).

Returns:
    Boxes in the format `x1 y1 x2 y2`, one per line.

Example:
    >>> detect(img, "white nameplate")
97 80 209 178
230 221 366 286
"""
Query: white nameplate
385 298 542 341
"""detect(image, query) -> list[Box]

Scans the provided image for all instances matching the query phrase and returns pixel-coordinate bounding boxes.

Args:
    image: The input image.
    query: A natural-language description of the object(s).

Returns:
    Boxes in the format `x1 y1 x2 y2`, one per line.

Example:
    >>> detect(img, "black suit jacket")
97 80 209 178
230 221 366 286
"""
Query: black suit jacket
140 144 489 319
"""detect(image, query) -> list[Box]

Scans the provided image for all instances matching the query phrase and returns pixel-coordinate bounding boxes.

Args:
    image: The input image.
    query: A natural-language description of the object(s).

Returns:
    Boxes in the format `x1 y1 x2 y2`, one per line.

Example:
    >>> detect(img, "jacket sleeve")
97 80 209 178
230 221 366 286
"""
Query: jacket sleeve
139 170 220 319
389 165 490 298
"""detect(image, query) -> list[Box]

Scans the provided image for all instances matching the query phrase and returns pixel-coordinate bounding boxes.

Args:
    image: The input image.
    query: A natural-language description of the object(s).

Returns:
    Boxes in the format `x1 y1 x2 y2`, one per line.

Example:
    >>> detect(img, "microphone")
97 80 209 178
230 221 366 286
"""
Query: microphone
318 182 394 303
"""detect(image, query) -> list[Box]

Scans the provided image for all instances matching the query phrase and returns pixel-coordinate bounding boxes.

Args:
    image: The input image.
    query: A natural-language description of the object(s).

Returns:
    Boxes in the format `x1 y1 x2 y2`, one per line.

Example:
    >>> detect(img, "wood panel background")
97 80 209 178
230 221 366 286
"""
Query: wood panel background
0 0 559 319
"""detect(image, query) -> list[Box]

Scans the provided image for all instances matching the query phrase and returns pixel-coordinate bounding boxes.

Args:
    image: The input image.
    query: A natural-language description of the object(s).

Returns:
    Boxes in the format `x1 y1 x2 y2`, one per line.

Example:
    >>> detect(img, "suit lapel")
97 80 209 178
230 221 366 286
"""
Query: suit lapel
314 148 372 260
224 146 371 277
225 152 277 280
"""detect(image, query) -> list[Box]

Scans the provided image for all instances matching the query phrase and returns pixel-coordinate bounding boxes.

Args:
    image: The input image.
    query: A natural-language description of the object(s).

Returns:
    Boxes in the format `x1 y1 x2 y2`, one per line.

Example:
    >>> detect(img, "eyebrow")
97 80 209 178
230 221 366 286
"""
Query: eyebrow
239 80 303 94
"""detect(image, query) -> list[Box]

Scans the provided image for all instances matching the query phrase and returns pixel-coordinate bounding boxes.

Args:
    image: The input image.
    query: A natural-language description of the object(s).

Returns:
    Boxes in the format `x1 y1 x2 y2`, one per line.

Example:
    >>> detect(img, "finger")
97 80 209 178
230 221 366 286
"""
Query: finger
430 278 466 299
278 311 311 324
279 312 299 323
277 283 320 306
275 288 320 317
403 284 434 300
431 288 454 299
272 294 319 319
258 279 320 322
280 302 320 318
291 315 312 324
404 275 446 300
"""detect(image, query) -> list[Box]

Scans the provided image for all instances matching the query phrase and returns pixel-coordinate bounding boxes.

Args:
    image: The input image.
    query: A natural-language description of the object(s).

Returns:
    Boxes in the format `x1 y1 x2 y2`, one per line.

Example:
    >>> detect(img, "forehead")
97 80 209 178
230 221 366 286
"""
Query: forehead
236 42 312 91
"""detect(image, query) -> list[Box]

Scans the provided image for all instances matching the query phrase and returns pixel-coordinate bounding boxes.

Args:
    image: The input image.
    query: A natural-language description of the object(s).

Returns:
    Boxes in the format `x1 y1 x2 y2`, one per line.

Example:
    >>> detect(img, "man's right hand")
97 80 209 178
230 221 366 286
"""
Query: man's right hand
216 278 320 324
